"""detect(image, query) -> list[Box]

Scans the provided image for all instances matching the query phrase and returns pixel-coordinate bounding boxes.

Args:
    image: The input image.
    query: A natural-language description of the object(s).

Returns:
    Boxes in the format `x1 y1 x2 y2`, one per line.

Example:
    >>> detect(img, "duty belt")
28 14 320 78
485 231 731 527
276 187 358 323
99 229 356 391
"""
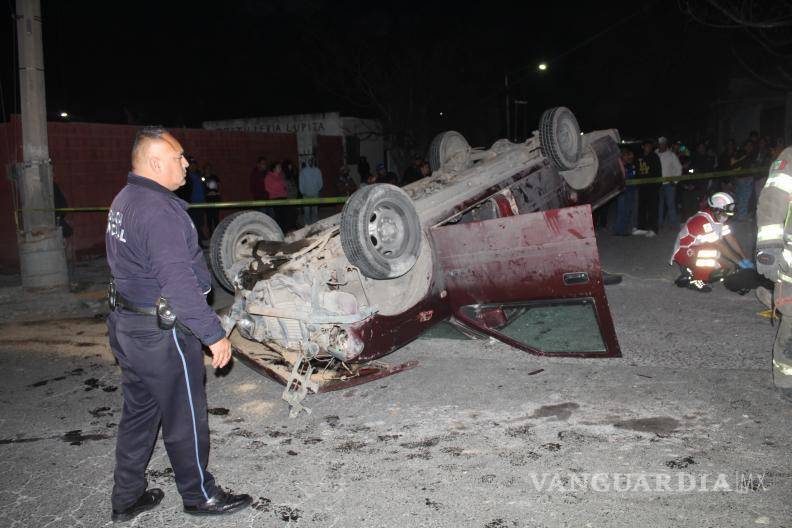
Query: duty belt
108 281 179 331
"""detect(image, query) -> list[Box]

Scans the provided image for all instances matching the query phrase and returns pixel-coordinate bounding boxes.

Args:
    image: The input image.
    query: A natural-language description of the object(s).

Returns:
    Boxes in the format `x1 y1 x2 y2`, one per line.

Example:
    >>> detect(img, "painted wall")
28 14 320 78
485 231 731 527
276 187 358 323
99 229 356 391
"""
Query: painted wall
0 116 297 272
203 113 386 184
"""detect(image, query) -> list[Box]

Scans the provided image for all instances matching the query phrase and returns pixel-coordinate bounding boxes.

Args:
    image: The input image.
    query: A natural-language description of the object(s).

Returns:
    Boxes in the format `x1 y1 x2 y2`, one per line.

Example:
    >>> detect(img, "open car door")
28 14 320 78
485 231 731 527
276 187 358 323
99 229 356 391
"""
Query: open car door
430 205 620 357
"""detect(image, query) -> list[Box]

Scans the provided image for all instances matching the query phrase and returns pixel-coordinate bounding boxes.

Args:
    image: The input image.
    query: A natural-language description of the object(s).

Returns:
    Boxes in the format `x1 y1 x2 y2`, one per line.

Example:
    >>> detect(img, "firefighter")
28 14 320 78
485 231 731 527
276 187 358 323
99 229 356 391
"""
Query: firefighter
755 146 792 400
670 192 752 293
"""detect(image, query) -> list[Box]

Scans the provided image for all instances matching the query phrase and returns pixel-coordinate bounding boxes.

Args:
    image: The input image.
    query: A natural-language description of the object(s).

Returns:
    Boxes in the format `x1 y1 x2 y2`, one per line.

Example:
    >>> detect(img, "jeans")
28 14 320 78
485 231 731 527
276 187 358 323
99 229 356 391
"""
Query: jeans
658 184 677 228
613 187 637 235
303 205 319 225
637 184 660 233
734 177 753 219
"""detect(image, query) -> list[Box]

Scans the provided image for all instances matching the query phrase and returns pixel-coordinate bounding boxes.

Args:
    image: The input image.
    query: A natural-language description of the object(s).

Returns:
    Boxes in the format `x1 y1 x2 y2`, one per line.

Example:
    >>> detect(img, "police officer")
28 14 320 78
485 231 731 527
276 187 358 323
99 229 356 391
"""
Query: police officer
756 145 792 401
106 127 251 522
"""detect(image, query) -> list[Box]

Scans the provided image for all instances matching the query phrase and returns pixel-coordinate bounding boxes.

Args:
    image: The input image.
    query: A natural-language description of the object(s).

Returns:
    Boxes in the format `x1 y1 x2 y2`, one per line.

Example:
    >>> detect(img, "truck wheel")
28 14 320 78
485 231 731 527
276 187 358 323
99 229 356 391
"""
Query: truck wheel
539 106 582 171
428 130 471 172
340 184 422 280
210 210 284 292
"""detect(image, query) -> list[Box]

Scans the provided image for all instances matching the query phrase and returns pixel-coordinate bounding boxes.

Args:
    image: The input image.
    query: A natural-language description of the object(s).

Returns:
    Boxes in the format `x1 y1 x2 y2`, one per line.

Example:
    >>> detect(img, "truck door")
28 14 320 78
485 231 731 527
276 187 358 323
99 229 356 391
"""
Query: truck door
430 205 620 357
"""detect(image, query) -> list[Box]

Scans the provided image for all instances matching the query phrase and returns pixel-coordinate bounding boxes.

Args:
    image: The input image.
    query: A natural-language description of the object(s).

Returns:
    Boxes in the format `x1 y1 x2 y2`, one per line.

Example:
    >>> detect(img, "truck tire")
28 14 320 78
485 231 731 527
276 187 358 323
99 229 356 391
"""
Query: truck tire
340 184 421 280
428 131 471 172
539 106 582 171
210 210 284 292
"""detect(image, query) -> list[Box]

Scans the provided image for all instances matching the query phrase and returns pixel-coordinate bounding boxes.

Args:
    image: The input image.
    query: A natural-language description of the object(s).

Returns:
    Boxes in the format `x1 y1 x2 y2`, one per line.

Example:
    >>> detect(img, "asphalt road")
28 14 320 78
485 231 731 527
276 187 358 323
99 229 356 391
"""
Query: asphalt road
0 223 790 528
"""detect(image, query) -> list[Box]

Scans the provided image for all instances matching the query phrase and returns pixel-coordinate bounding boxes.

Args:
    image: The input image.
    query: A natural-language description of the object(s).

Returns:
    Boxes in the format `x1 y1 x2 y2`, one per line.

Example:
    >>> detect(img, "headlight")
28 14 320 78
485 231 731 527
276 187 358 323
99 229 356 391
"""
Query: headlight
237 315 256 339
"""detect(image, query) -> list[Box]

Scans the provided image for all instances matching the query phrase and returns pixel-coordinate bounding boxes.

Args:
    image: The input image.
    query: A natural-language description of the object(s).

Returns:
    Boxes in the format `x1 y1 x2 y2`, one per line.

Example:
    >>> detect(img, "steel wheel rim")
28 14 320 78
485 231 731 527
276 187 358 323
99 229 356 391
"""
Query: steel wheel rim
367 202 407 258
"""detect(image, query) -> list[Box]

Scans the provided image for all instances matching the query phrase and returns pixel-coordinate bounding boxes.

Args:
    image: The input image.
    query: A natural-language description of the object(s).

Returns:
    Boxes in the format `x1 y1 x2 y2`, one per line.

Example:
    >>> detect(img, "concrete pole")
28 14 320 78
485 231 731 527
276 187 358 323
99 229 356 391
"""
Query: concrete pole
15 0 69 289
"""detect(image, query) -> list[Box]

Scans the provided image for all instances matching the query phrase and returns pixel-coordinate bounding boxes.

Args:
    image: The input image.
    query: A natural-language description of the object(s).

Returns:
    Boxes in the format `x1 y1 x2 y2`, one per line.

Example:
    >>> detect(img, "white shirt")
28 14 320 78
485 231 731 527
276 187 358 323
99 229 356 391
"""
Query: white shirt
656 149 682 181
299 166 323 197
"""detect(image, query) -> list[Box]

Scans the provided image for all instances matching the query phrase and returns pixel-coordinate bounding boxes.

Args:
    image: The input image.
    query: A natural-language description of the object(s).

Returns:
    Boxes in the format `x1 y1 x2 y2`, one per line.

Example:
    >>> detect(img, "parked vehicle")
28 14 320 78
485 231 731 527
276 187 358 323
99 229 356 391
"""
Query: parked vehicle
210 107 624 415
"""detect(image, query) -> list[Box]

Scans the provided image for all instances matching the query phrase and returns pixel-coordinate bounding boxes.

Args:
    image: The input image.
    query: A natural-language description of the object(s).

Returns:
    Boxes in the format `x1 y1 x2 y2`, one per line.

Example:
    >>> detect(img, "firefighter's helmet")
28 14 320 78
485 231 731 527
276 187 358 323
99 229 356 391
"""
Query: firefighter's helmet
708 192 736 215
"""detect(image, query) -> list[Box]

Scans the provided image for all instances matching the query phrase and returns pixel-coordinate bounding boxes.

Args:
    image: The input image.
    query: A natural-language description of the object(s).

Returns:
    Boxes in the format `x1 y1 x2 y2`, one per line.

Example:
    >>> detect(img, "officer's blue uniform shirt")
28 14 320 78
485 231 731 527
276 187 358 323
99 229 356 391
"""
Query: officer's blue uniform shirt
106 173 225 346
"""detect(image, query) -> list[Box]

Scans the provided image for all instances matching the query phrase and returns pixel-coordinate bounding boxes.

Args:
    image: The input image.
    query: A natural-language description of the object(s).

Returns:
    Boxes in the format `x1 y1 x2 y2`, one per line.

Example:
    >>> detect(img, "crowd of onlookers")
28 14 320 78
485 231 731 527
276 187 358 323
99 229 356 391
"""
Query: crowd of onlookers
173 131 786 243
607 133 787 237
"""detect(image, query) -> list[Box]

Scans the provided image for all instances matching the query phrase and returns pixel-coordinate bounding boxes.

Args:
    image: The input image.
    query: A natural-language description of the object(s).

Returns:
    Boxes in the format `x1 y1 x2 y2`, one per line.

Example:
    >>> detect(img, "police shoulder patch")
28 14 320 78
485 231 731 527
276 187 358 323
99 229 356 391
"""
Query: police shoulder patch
772 159 787 171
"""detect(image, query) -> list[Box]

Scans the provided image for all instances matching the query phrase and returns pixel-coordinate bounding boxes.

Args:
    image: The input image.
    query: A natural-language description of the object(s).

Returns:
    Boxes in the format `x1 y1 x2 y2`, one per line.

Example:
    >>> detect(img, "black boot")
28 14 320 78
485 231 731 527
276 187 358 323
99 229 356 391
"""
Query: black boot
184 489 252 516
111 488 164 522
687 279 712 293
674 274 691 288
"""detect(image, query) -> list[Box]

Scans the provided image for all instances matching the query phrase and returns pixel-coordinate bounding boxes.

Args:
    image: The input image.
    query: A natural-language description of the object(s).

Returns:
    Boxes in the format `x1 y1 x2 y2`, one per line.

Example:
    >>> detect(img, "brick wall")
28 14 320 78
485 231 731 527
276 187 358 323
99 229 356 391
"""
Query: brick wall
0 117 297 272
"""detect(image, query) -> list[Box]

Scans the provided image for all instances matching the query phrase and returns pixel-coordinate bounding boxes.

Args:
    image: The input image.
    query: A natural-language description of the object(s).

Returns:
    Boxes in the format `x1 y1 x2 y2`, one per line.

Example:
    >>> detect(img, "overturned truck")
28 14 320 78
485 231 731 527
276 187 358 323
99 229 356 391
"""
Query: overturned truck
210 107 624 415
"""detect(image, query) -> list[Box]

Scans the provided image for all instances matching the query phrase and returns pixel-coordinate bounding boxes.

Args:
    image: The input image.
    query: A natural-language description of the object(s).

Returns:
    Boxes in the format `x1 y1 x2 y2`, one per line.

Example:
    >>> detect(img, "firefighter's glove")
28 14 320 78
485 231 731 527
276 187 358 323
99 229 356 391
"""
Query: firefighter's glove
738 259 755 270
756 249 781 282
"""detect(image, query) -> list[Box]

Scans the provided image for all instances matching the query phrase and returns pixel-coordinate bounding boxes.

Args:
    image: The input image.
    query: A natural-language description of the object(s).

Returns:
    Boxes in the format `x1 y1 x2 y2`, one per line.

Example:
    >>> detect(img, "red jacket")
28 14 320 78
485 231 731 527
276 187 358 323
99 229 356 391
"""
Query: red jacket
265 171 288 199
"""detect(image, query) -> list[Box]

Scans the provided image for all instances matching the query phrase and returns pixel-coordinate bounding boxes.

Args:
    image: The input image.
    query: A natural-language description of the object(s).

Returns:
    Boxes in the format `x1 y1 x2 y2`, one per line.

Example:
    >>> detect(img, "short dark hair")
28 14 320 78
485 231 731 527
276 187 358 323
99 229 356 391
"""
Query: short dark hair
132 126 167 164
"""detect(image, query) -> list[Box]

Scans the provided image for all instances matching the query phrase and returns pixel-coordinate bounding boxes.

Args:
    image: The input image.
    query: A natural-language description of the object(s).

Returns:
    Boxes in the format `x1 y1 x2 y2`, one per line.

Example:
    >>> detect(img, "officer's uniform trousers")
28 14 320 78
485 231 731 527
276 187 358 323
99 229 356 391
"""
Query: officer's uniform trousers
107 309 218 509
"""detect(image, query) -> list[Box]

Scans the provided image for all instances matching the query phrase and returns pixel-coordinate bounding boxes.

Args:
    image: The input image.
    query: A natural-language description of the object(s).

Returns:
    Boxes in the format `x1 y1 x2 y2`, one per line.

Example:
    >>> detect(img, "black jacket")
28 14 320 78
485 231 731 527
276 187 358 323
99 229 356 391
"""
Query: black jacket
106 173 224 346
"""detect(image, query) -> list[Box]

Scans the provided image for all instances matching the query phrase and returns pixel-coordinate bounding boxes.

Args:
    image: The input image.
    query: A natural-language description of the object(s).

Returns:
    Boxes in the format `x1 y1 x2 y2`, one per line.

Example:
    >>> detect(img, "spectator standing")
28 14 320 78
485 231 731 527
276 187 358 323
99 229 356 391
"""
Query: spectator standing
265 162 289 230
376 162 398 185
360 163 380 187
299 159 324 226
337 165 357 196
682 142 715 218
203 164 221 236
730 140 758 221
249 156 268 204
613 147 638 236
656 136 682 229
357 156 371 184
719 139 736 171
770 138 785 161
633 139 662 237
186 158 207 244
282 159 299 230
402 157 422 185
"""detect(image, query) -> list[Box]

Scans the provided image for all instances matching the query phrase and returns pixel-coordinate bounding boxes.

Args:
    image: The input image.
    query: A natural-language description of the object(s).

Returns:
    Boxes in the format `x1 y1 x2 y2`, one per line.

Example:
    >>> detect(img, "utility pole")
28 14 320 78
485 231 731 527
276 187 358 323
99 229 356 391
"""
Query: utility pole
15 0 69 289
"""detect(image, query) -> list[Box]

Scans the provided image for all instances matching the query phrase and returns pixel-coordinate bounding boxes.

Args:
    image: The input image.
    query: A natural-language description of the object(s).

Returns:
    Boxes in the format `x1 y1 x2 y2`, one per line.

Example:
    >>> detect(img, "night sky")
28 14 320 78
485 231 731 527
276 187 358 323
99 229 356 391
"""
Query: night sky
0 1 762 149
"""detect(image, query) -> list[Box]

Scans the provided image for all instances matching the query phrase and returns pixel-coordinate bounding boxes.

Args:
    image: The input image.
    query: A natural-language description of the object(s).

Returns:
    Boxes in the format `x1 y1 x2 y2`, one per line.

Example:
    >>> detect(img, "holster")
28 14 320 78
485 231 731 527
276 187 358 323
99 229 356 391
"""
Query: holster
108 280 178 331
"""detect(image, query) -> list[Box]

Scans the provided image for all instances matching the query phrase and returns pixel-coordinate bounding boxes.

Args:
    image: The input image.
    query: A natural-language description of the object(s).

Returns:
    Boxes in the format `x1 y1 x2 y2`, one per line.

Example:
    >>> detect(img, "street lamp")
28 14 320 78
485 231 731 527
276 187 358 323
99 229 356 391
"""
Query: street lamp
59 111 69 118
538 63 548 72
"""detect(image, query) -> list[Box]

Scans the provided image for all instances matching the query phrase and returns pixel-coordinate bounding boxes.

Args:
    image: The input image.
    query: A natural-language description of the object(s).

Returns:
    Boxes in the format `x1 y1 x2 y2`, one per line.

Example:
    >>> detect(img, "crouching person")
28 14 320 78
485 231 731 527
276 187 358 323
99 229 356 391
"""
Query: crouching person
670 192 756 293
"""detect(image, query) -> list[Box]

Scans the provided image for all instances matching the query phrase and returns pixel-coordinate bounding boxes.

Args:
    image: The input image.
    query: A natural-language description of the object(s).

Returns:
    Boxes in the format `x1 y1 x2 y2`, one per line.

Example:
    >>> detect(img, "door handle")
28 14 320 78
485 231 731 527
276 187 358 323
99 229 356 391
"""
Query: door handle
563 272 589 285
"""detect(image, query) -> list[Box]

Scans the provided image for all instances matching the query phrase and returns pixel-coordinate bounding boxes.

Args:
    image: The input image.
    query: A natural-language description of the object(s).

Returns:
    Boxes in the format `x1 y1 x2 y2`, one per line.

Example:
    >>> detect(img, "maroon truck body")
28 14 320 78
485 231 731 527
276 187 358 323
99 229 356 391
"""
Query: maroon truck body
215 113 624 414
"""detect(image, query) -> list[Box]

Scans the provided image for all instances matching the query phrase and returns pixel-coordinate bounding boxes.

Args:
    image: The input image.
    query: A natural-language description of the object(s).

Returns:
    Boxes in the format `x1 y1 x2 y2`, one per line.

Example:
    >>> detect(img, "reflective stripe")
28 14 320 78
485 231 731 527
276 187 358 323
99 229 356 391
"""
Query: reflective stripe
773 359 792 377
765 172 792 193
697 249 719 258
695 258 718 268
171 328 210 501
758 224 785 242
783 249 792 268
721 224 731 236
699 232 721 243
779 270 792 283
